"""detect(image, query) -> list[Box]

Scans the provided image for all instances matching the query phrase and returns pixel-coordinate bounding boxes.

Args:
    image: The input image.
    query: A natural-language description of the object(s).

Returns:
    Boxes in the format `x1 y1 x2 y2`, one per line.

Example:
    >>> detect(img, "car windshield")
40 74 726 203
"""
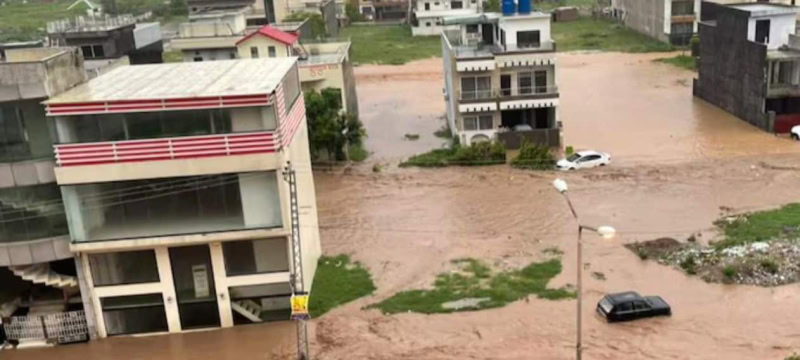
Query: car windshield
566 154 581 162
599 298 614 313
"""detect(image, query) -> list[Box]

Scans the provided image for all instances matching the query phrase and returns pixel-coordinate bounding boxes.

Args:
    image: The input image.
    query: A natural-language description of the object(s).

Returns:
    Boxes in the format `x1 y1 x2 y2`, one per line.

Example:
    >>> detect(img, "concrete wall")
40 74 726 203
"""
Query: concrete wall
182 48 239 62
613 0 669 43
442 33 458 134
499 15 553 48
694 3 770 131
0 48 86 102
745 13 797 50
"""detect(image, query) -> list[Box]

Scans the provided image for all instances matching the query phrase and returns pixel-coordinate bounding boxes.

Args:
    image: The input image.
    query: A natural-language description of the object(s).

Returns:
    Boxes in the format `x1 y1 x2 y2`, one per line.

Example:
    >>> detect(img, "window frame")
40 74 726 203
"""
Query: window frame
516 30 541 48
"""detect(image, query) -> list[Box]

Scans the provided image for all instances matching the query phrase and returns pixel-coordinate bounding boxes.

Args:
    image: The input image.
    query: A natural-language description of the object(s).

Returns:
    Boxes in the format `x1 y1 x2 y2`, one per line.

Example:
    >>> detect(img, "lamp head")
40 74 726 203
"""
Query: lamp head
552 178 568 194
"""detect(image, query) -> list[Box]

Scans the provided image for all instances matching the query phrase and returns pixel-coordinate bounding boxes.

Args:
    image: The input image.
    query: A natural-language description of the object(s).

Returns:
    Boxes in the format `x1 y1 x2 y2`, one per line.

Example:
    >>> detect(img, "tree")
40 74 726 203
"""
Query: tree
284 12 326 38
304 88 365 161
486 0 501 12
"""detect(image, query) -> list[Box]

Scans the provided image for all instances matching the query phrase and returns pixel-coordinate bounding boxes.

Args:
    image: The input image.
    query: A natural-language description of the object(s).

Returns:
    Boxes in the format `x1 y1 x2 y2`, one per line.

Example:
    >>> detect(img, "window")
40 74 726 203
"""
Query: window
451 0 463 9
229 283 292 323
424 2 430 9
89 250 160 286
193 57 203 62
516 30 540 48
268 46 277 58
518 72 533 94
755 19 771 44
434 1 439 4
461 76 491 99
534 70 547 93
250 47 259 58
466 24 479 33
0 105 30 161
102 294 168 336
616 302 633 312
773 61 794 86
80 44 105 59
463 115 493 131
223 238 289 276
671 0 694 16
426 22 431 27
500 74 511 96
671 22 693 35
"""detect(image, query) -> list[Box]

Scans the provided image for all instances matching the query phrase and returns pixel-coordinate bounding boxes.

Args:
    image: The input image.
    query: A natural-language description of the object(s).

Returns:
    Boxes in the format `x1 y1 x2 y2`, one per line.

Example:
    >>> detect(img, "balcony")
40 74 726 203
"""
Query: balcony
459 86 560 103
54 131 279 167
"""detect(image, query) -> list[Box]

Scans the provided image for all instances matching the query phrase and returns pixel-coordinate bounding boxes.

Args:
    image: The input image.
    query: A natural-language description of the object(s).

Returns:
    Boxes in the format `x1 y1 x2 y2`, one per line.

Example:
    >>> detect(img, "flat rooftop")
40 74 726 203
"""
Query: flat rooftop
46 58 297 104
729 3 798 17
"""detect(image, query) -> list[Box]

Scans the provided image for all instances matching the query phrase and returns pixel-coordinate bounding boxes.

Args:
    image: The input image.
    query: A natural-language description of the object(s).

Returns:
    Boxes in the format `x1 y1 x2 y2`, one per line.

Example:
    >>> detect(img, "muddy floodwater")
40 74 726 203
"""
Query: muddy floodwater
311 52 800 359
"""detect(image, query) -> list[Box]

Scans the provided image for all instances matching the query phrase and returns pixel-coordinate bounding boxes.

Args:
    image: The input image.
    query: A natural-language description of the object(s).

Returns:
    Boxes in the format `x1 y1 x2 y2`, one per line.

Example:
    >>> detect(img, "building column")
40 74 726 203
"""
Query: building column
155 247 181 333
209 242 233 328
77 254 105 339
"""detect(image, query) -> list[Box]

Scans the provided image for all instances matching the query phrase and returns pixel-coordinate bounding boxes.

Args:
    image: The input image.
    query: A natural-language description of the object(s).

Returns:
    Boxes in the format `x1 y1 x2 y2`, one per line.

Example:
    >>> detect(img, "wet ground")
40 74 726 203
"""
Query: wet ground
9 52 800 360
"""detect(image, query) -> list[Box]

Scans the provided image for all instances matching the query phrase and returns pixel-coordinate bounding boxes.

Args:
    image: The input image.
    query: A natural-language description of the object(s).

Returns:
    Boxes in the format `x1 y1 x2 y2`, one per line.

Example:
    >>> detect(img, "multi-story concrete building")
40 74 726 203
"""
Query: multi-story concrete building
411 0 480 36
47 14 163 75
609 0 700 45
44 58 321 337
237 26 359 114
694 2 800 133
441 11 561 148
0 48 86 322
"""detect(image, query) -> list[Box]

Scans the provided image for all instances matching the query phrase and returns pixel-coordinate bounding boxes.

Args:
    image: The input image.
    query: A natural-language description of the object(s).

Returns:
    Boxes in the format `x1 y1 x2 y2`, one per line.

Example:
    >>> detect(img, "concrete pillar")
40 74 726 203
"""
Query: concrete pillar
155 247 181 333
209 243 233 328
60 186 88 242
74 255 99 340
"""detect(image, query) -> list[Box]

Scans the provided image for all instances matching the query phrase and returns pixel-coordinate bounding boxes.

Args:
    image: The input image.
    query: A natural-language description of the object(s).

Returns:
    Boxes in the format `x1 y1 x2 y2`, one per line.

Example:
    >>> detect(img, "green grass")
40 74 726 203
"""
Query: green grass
535 0 595 11
553 18 673 53
714 203 800 249
400 142 506 168
308 255 376 318
0 0 83 41
370 258 573 315
340 25 441 65
655 54 696 71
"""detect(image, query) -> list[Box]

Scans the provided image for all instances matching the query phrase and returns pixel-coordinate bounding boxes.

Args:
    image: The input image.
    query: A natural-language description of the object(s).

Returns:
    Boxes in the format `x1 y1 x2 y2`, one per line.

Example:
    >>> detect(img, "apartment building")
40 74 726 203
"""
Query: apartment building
44 58 321 337
411 0 480 36
609 0 700 45
0 48 86 334
694 2 800 133
237 25 359 114
47 14 163 75
441 8 561 149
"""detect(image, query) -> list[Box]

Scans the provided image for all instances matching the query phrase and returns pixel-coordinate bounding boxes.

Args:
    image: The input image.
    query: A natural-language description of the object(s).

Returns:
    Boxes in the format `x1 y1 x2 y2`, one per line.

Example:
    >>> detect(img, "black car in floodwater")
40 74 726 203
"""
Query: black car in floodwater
596 291 671 322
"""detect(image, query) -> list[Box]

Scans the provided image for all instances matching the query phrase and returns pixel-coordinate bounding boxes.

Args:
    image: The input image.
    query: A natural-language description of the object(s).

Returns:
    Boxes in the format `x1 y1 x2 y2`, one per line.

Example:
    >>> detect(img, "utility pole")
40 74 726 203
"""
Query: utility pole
283 162 310 360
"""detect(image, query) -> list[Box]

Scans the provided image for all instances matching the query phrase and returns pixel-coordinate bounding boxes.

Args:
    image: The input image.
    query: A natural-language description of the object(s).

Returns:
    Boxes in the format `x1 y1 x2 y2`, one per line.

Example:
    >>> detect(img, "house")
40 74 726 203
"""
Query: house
236 25 359 114
693 2 800 133
411 0 480 36
608 0 701 45
44 58 321 338
0 47 87 341
171 8 251 62
441 7 561 149
46 14 163 74
187 0 340 36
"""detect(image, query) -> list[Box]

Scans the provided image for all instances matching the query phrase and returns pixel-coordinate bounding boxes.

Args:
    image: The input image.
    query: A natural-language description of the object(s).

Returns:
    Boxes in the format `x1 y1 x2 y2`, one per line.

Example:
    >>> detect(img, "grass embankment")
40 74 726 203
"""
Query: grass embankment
308 255 376 318
714 203 800 249
371 258 573 314
552 18 673 53
340 25 441 65
654 54 696 71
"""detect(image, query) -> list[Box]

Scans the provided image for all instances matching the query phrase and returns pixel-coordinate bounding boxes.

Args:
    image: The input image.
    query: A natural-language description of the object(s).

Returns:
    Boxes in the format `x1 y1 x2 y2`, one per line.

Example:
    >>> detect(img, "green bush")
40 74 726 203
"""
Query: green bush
400 142 506 168
680 255 697 275
511 141 555 170
345 4 366 22
722 265 737 279
565 145 575 156
285 12 326 38
785 353 800 360
760 259 779 274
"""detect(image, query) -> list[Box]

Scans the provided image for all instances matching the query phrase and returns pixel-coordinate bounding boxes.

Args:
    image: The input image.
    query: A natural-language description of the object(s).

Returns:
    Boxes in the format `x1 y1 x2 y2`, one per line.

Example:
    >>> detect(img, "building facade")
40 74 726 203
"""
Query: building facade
0 48 86 327
441 12 561 148
411 0 480 36
694 2 800 133
44 58 321 337
609 0 700 45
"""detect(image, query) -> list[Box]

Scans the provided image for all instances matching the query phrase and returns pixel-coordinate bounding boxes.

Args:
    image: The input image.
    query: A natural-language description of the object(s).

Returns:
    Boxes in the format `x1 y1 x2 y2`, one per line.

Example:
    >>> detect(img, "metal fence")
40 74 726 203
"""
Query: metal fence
4 311 88 344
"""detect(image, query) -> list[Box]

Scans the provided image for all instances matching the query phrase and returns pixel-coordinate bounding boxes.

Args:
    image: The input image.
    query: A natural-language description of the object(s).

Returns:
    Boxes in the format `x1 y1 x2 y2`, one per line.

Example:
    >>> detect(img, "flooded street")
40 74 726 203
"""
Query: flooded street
310 52 800 359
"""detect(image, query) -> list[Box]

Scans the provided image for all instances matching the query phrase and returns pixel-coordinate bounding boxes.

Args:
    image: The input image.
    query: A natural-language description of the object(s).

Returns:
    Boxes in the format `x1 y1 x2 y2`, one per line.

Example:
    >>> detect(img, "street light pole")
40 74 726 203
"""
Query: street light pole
552 178 615 360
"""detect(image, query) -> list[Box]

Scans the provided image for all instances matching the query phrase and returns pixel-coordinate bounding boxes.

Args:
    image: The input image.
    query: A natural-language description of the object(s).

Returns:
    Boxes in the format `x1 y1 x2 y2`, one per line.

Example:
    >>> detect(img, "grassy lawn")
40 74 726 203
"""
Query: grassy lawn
0 0 83 41
308 255 376 318
714 204 800 249
654 54 696 71
370 257 573 315
553 18 673 53
536 0 595 11
340 25 441 65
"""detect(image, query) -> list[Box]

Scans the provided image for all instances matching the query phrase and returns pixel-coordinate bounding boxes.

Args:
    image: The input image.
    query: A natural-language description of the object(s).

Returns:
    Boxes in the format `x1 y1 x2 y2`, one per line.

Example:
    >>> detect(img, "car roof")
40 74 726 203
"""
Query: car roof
606 291 642 304
576 150 601 156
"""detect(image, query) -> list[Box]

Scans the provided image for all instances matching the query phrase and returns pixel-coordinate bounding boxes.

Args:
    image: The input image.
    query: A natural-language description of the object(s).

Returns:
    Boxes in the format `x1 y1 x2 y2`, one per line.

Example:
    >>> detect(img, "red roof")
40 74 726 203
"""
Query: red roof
237 25 299 46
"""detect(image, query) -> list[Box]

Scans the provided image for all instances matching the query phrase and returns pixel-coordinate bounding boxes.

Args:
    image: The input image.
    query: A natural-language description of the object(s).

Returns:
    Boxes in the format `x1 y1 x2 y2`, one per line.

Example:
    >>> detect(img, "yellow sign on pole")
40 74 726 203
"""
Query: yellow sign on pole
291 294 310 320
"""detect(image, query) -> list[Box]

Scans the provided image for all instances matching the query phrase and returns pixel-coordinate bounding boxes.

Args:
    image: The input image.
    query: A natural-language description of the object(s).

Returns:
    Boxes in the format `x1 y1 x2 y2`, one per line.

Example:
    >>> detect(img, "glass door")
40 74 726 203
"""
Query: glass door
169 245 221 330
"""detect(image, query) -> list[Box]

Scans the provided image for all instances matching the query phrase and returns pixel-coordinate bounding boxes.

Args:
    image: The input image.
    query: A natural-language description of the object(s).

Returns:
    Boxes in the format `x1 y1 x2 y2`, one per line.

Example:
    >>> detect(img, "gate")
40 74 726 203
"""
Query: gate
4 310 88 344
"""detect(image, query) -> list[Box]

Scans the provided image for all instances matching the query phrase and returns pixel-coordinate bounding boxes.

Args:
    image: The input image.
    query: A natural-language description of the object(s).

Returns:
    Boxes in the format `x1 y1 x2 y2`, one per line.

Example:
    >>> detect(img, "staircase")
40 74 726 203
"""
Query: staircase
9 264 78 289
231 300 263 323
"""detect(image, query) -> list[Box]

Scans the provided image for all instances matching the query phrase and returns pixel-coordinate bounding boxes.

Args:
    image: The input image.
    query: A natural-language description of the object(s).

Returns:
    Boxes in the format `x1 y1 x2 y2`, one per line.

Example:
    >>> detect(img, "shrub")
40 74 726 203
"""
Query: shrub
285 12 326 38
680 255 697 275
760 259 779 274
565 145 575 156
722 265 737 279
785 353 800 360
511 141 555 170
451 142 506 166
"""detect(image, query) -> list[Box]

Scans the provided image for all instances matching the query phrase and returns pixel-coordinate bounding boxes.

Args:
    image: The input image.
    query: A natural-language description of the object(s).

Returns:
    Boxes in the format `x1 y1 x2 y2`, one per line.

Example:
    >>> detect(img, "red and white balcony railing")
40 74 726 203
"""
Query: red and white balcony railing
54 131 279 167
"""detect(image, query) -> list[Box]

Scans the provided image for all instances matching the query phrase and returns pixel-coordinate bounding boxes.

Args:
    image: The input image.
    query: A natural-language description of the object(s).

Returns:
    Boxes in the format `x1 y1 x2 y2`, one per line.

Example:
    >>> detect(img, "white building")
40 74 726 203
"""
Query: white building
412 0 480 36
441 11 561 148
44 58 321 337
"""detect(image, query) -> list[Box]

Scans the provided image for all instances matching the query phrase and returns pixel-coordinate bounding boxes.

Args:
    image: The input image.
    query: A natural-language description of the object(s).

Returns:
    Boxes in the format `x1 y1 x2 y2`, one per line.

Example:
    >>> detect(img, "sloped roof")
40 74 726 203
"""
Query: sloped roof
237 25 299 46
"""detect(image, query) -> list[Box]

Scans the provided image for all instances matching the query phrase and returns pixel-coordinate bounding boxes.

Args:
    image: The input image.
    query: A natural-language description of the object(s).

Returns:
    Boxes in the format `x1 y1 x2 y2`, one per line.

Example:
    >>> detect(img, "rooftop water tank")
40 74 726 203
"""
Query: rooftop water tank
518 0 530 14
502 0 515 16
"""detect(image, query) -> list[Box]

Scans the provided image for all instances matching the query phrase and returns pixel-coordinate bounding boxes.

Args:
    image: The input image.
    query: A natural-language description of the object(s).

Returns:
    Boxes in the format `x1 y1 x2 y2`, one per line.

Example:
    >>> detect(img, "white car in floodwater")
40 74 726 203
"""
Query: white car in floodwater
556 150 611 171
792 125 800 140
